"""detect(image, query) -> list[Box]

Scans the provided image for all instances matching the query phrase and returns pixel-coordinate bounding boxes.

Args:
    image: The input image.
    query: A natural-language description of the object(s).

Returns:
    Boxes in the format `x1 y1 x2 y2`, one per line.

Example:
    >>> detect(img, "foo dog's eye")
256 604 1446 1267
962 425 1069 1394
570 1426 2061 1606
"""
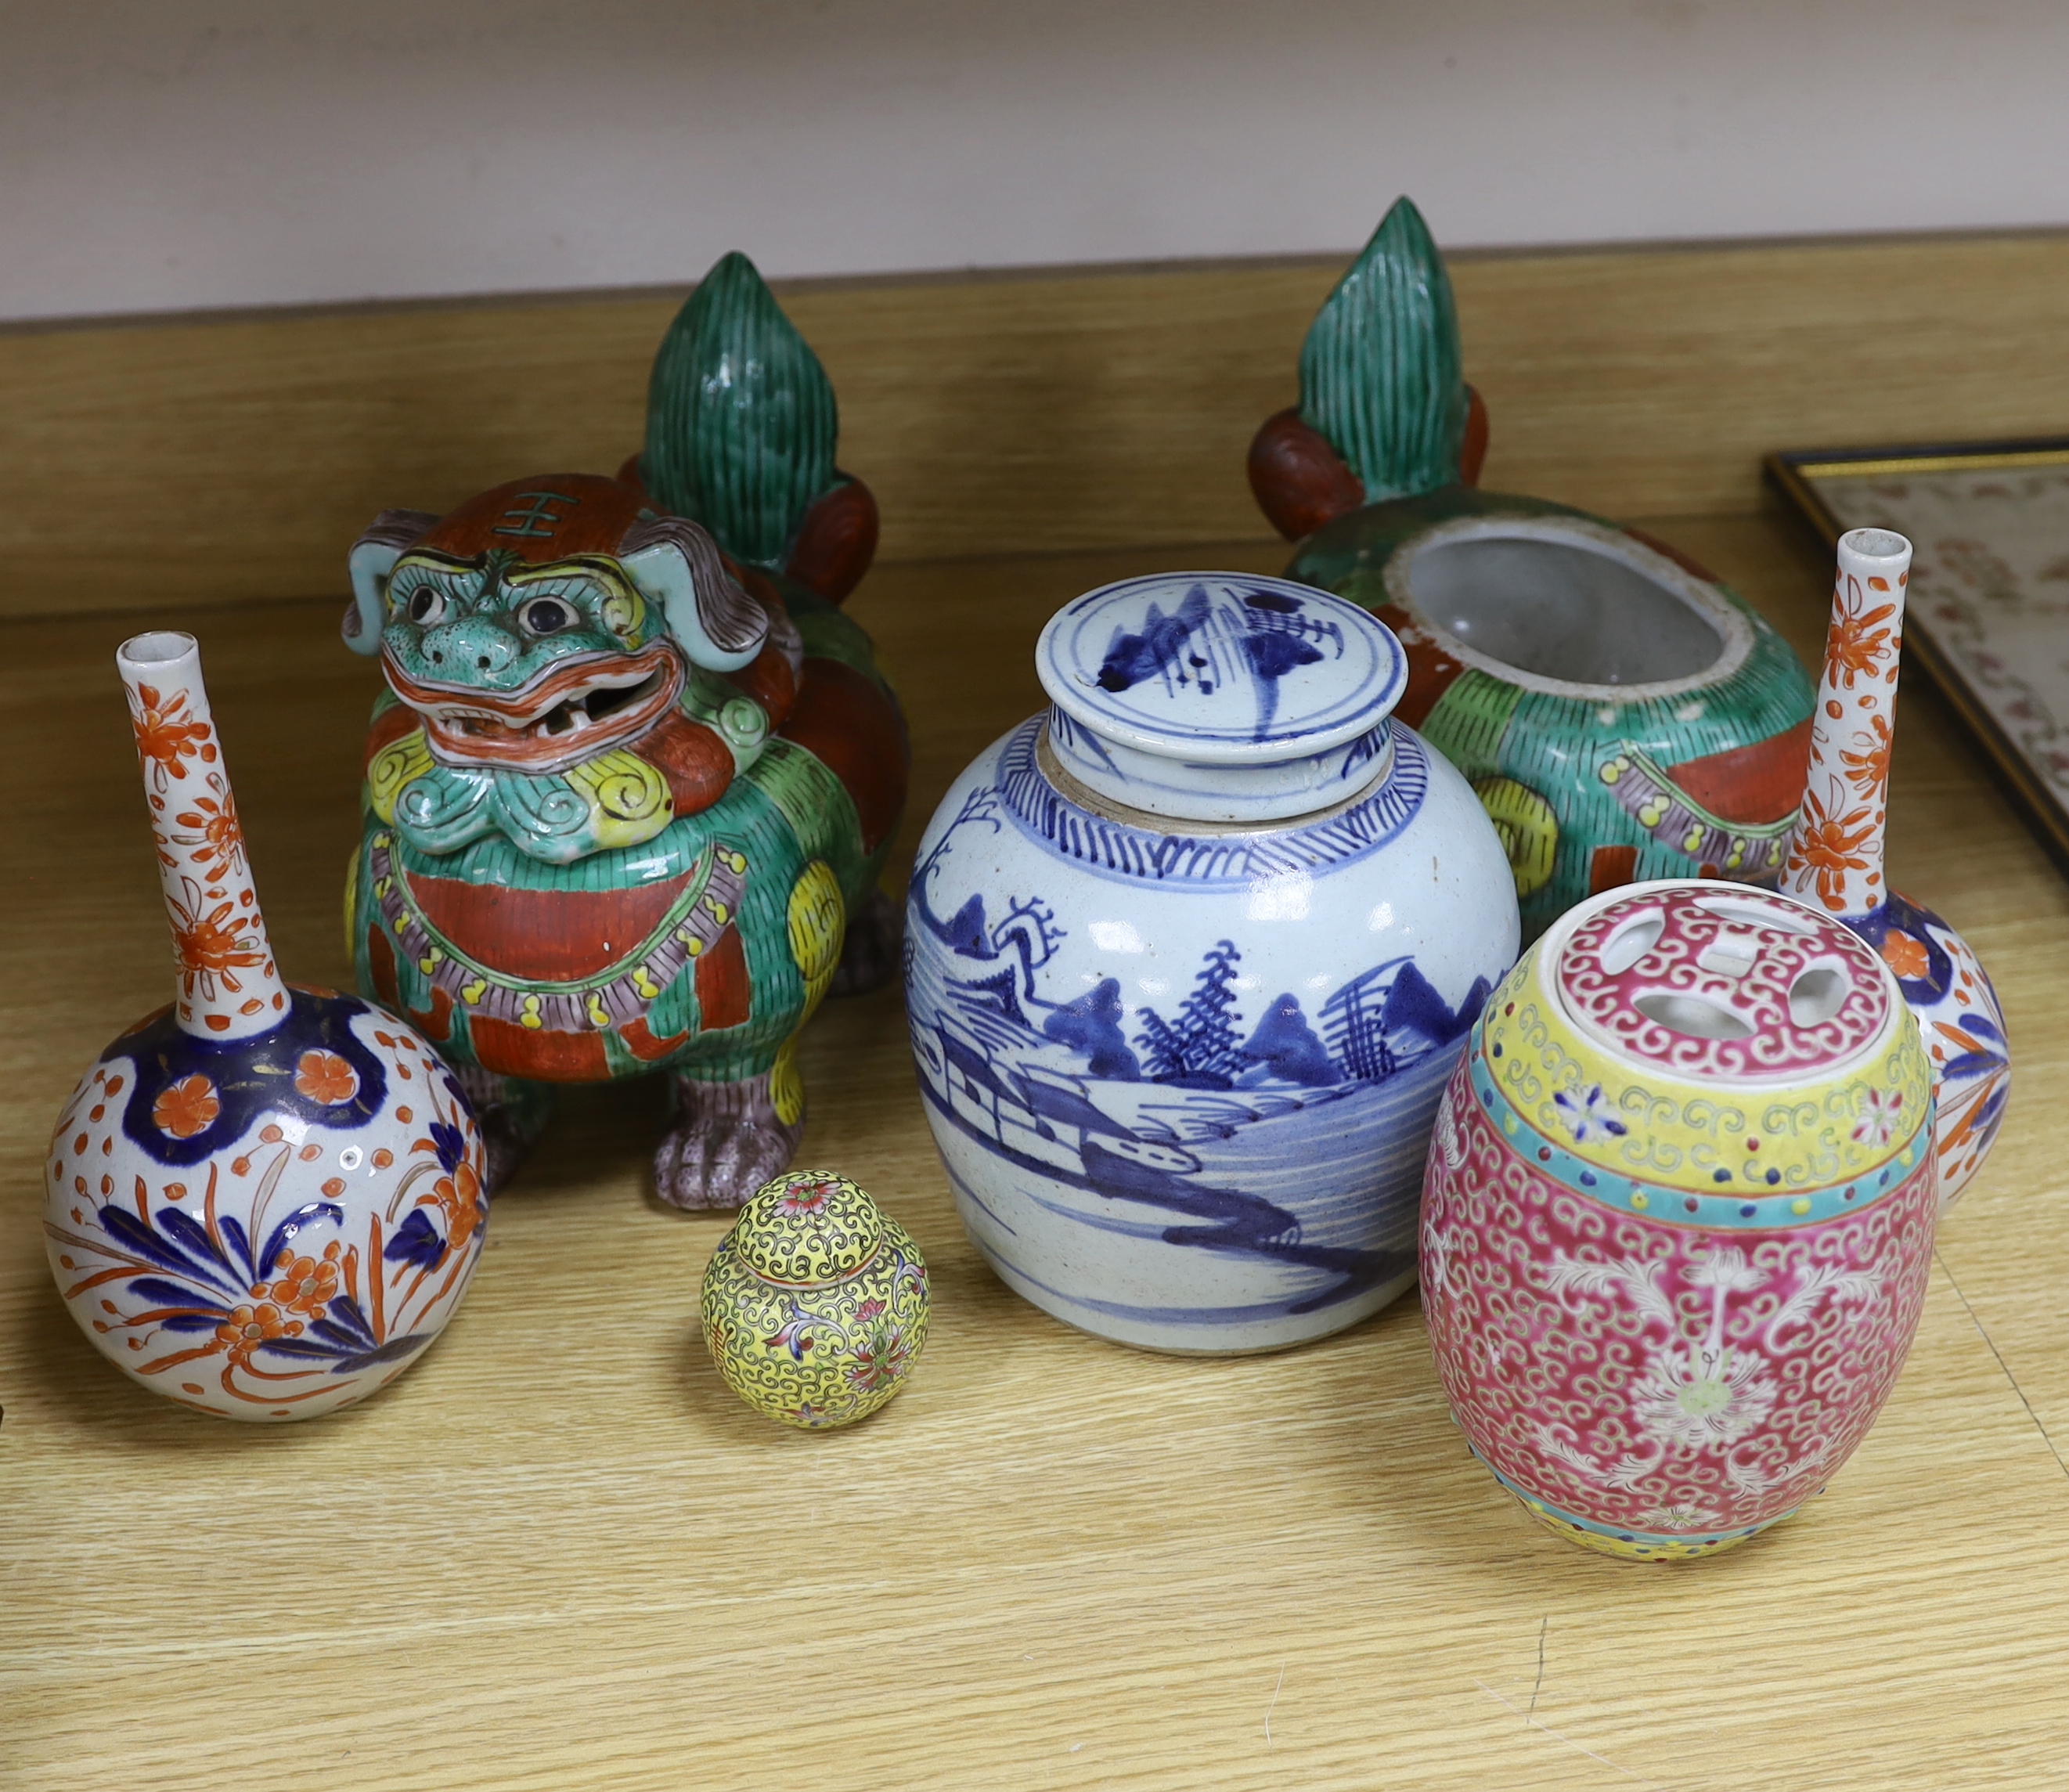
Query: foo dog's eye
521 597 578 636
406 586 447 626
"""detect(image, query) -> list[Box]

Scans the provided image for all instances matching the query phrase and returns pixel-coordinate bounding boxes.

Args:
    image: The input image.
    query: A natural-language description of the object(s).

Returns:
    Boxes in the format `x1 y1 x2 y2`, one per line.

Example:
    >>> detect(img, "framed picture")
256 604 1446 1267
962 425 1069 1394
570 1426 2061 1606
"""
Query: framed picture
1767 436 2069 873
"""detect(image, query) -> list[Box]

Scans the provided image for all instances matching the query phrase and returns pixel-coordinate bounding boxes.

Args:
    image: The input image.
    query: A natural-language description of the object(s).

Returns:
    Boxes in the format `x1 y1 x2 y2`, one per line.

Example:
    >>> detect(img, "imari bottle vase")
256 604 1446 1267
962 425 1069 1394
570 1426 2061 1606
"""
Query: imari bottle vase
42 632 488 1421
1421 878 1937 1559
1779 527 2010 1205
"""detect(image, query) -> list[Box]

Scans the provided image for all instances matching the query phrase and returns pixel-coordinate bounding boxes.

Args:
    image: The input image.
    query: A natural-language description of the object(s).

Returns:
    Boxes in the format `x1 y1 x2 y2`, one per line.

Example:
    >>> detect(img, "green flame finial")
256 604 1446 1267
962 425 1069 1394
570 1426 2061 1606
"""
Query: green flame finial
1297 197 1469 504
641 251 838 568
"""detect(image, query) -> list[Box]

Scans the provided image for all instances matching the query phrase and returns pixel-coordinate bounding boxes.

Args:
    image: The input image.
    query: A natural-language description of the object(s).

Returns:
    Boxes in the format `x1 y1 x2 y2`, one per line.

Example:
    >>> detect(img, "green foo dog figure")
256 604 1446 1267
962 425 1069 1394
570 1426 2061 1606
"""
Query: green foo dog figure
1249 198 1815 939
342 254 906 1208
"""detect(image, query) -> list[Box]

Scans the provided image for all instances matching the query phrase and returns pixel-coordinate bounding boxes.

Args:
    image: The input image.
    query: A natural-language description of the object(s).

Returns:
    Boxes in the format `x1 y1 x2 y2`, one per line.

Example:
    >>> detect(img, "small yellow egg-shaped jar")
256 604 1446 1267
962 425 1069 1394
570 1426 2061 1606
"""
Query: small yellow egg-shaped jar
701 1170 930 1428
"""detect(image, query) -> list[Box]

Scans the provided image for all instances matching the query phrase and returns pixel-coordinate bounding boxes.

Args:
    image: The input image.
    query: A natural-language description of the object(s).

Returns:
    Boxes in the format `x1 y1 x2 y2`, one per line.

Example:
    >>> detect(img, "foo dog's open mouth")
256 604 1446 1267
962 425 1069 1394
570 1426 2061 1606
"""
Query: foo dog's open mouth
387 643 684 770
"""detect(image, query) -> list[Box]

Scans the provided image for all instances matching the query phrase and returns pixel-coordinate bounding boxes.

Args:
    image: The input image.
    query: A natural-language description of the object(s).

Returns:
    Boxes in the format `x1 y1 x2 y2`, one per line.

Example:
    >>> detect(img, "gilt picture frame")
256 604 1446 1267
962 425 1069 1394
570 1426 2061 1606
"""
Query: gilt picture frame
1767 436 2069 875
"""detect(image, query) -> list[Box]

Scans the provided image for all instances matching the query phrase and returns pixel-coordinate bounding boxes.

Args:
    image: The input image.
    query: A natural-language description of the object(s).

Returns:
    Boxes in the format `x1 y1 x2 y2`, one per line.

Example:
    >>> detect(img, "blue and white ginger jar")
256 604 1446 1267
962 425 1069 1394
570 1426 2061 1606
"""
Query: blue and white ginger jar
903 571 1520 1352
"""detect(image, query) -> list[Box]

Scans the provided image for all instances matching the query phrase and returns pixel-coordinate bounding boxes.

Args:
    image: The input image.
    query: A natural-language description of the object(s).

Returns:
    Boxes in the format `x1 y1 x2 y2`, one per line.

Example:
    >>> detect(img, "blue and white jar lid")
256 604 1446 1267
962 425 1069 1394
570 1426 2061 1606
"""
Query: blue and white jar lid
1035 572 1409 824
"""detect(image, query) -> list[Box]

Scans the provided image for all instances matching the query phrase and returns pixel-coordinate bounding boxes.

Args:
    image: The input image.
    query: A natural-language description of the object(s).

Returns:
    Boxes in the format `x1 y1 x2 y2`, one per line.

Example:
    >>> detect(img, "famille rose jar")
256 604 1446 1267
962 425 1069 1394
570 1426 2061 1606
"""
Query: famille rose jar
42 633 488 1422
905 571 1519 1354
1421 878 1937 1559
701 1170 930 1427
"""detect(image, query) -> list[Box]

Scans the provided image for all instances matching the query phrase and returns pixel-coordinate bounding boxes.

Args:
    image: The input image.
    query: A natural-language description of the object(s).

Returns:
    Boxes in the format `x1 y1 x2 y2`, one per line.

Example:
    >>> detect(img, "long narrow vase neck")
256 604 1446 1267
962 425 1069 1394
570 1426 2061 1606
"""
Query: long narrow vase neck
1779 528 1912 922
116 632 290 1040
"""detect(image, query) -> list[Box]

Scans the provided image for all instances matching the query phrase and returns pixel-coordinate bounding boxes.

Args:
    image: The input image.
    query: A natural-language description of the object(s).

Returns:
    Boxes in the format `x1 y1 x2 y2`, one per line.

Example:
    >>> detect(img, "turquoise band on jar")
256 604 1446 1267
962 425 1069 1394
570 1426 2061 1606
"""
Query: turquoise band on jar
1476 1457 1792 1559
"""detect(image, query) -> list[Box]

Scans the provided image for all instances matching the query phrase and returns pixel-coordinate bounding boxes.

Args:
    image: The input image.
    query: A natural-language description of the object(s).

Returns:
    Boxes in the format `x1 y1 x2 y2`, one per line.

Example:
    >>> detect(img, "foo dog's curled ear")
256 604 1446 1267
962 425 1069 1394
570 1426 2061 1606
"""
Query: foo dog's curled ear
618 515 768 673
345 510 440 654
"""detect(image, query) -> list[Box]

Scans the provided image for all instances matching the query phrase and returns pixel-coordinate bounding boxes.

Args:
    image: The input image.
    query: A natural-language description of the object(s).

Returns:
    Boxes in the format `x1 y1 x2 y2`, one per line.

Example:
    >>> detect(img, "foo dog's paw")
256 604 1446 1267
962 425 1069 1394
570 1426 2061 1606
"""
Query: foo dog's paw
447 1068 553 1196
478 1113 537 1196
654 1116 802 1210
830 886 903 998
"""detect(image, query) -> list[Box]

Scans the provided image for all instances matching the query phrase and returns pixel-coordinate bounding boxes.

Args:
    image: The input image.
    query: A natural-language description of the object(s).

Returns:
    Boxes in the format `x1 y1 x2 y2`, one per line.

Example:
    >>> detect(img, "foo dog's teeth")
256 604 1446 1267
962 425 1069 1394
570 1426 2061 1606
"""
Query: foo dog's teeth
532 669 663 739
420 665 669 745
584 671 662 720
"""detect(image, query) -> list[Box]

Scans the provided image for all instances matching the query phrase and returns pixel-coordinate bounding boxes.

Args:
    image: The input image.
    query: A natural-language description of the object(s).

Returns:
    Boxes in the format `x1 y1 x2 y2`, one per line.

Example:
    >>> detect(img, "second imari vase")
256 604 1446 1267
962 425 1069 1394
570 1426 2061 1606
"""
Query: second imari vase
905 571 1520 1355
1421 878 1936 1559
1779 527 2009 1206
701 1170 929 1428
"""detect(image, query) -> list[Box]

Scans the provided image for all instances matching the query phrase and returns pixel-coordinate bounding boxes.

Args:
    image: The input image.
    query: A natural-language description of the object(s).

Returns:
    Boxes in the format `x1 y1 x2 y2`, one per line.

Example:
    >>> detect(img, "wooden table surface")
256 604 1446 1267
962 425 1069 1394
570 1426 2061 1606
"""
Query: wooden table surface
3 513 2065 1790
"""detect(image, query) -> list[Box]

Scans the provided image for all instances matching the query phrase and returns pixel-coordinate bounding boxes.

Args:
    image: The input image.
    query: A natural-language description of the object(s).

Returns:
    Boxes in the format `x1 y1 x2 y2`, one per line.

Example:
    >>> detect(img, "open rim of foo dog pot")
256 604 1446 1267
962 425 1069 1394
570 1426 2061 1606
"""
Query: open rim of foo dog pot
1383 513 1757 702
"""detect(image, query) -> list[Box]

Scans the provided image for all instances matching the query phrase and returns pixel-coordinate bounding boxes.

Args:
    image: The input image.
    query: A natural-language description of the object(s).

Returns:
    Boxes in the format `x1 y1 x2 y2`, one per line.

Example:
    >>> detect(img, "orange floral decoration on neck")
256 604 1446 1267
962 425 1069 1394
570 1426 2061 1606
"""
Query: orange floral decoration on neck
1785 786 1876 912
128 683 216 791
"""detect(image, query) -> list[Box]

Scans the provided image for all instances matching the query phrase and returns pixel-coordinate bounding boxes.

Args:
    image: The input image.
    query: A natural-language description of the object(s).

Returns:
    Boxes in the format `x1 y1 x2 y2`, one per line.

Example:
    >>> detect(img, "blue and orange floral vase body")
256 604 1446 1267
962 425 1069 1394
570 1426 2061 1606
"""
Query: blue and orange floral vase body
45 632 488 1421
1249 198 1817 939
701 1170 929 1427
342 254 907 1207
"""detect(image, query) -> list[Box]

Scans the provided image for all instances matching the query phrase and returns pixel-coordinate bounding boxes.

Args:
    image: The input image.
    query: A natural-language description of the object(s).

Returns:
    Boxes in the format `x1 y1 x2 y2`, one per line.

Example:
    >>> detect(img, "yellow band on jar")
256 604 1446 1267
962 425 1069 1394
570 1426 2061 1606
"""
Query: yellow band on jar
1477 953 1932 1195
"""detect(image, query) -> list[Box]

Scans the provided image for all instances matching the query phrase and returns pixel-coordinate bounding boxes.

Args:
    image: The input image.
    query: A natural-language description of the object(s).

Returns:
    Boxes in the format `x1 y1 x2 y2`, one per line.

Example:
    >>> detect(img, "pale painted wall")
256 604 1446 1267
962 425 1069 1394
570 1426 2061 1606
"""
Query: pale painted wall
6 0 2067 323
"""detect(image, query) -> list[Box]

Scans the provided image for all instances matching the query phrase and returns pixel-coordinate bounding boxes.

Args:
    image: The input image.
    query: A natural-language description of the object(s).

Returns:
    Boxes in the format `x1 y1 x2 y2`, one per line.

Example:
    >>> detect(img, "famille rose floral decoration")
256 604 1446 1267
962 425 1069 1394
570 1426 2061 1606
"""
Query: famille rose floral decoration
701 1170 929 1428
1779 527 2009 1206
43 633 488 1422
1421 879 1937 1560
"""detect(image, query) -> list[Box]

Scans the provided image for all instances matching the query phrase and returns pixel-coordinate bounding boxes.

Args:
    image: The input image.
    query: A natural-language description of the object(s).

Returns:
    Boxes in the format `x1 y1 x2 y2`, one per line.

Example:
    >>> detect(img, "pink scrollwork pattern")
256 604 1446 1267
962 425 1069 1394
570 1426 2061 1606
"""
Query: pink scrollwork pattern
1422 1065 1935 1544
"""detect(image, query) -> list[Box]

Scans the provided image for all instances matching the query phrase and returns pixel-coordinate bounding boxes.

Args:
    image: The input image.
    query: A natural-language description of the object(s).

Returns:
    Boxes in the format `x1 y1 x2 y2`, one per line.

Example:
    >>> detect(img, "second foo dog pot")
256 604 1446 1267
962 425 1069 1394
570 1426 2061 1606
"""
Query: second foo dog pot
1250 199 1816 938
904 571 1519 1354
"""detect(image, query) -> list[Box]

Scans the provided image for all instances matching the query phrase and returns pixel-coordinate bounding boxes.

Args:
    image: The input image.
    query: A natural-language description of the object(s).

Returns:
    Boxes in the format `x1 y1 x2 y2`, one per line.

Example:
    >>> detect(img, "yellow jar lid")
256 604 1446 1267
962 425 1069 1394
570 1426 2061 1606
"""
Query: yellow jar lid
730 1169 885 1286
1480 882 1932 1195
